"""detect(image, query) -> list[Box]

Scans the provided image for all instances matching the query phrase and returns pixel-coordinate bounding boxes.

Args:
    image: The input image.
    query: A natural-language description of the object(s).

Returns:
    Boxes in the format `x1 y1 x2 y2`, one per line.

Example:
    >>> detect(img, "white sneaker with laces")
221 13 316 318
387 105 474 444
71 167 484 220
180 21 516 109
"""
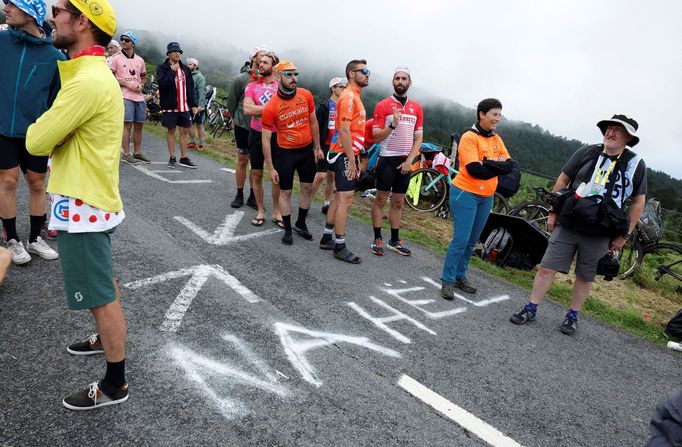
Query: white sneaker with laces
7 239 31 265
26 236 59 260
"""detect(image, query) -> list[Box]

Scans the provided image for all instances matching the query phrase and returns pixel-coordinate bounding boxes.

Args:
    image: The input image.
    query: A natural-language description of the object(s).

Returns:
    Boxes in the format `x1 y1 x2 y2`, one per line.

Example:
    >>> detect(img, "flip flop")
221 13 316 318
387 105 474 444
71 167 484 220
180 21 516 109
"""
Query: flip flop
272 218 285 229
251 217 265 227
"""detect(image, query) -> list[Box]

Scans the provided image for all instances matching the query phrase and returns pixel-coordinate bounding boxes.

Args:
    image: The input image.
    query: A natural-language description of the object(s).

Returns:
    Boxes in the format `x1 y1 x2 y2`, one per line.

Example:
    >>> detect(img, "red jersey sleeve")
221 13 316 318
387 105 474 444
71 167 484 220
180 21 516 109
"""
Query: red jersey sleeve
414 103 424 133
373 100 389 130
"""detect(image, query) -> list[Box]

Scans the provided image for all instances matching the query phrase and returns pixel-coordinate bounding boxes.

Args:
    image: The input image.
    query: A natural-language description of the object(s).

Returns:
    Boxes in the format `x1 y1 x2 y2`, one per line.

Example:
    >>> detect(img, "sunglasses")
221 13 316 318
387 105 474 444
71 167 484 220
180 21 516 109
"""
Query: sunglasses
281 71 299 78
120 37 132 43
51 5 79 18
352 68 371 75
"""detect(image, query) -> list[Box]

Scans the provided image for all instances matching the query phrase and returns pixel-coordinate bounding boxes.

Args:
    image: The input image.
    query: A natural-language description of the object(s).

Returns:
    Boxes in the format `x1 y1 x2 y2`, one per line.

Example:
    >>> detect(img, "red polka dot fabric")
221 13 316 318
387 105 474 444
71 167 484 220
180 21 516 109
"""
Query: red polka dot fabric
48 194 125 233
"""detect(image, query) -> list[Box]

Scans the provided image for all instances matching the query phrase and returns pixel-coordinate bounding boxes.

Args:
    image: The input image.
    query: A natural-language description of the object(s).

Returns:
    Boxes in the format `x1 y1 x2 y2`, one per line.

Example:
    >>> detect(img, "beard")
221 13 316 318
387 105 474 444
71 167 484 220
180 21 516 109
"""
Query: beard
261 67 272 76
53 32 77 51
394 84 408 95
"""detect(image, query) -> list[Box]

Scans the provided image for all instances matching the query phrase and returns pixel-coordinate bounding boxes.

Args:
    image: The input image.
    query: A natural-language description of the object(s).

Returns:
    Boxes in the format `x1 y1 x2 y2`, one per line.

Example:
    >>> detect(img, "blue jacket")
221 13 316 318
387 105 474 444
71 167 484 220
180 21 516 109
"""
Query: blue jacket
156 58 197 111
0 26 65 138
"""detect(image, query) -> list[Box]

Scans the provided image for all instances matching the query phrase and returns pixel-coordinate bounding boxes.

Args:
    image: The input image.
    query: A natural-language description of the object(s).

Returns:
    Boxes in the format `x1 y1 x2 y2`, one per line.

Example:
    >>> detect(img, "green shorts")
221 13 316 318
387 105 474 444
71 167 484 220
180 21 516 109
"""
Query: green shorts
57 230 117 310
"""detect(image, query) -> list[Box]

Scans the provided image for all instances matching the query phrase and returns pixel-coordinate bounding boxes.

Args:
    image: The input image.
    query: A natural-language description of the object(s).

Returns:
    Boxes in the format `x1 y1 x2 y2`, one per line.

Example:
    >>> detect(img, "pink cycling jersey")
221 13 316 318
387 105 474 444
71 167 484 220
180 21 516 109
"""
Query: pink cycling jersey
244 79 279 132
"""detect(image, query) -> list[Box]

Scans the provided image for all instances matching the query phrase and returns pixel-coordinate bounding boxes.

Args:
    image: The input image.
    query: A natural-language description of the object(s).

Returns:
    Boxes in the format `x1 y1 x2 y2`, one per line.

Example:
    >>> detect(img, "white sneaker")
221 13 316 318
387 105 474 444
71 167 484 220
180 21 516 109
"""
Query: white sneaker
26 236 59 260
7 239 31 265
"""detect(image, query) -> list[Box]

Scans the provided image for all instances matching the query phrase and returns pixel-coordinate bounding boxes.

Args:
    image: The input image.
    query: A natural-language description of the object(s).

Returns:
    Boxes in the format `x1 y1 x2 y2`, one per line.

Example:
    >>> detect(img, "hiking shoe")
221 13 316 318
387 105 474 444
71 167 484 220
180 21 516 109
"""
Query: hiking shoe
7 239 30 265
246 194 257 210
121 153 140 164
293 224 313 240
26 236 58 260
321 203 330 215
388 239 411 256
333 246 362 264
455 277 477 294
370 238 384 256
168 156 177 169
440 281 456 300
230 194 244 208
41 222 57 240
179 157 197 169
510 306 537 325
62 381 129 411
67 334 103 356
560 316 578 335
133 153 151 164
187 142 197 149
282 232 293 245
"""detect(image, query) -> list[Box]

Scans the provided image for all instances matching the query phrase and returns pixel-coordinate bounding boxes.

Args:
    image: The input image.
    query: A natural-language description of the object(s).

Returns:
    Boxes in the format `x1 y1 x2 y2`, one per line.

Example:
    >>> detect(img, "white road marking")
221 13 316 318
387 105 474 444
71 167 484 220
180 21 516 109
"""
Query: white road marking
422 277 510 306
347 296 436 344
151 170 183 174
398 375 524 447
124 264 260 332
132 164 212 184
174 211 280 245
220 168 236 173
381 286 467 319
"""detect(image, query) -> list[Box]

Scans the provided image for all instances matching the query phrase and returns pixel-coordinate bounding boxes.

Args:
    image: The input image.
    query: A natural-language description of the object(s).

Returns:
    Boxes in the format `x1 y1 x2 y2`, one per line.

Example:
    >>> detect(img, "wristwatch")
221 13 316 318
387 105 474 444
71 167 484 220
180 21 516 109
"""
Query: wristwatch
388 123 396 129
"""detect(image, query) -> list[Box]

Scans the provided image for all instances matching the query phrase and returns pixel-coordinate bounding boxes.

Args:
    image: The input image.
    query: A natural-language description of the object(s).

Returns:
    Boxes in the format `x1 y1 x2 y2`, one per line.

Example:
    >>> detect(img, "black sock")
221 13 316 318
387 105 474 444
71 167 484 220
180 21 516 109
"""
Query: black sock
248 189 255 198
1 217 19 242
102 359 126 392
295 207 309 228
237 188 244 197
373 227 382 240
282 214 292 234
29 214 46 243
390 228 400 243
335 233 346 251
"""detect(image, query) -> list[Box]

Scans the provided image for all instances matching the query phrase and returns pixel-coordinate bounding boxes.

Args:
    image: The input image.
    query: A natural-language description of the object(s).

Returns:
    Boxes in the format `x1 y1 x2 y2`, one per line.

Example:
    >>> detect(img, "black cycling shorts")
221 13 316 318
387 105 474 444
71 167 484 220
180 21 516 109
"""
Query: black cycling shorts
0 135 48 174
234 125 250 155
332 153 359 192
272 142 316 190
375 156 411 194
161 111 191 129
316 144 332 173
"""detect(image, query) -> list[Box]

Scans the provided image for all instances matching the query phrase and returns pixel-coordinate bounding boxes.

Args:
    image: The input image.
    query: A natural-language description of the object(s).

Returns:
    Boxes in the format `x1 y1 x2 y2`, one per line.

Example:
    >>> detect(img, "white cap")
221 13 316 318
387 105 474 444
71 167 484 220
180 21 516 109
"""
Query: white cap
393 66 411 78
328 77 347 89
249 46 269 59
109 39 121 48
186 58 199 67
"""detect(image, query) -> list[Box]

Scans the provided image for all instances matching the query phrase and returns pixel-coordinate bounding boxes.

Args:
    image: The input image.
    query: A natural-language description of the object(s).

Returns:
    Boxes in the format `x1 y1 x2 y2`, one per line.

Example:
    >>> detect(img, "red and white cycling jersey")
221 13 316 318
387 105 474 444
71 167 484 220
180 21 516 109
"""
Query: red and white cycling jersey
373 96 423 157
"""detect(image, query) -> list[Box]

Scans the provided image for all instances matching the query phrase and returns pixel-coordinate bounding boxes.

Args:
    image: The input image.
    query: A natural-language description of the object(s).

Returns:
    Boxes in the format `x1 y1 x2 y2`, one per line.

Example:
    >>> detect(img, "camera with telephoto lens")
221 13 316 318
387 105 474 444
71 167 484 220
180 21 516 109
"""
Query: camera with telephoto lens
596 253 620 281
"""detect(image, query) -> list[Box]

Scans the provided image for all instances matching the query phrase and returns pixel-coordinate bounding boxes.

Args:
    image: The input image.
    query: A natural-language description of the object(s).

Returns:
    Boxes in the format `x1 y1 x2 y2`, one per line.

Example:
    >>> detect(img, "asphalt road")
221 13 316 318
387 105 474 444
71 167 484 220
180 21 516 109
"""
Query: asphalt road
1 132 680 447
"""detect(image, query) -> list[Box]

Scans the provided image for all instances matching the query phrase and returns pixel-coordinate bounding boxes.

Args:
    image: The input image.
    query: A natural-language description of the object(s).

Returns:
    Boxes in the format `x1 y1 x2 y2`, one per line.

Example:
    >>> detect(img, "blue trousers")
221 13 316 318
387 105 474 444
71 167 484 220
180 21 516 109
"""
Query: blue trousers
441 185 493 284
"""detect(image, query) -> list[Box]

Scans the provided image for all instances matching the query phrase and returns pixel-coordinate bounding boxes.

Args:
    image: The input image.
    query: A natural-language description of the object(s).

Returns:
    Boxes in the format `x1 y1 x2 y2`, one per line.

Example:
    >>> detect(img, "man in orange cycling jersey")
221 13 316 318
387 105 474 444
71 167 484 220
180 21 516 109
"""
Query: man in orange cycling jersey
318 59 369 264
262 61 323 245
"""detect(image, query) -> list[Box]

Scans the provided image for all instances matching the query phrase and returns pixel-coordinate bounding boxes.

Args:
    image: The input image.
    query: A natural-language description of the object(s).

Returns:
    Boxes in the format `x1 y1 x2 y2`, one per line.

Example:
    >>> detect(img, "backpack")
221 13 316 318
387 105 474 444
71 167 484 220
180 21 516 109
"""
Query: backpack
638 199 664 244
480 227 513 265
667 308 682 340
496 159 521 198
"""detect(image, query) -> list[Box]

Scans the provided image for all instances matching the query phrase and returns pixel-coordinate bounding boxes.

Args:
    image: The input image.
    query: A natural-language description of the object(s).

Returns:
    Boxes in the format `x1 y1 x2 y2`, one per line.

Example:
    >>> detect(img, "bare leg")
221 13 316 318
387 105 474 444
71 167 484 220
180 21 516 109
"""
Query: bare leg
333 191 354 236
0 247 11 284
529 267 558 304
166 128 176 158
371 191 389 229
251 169 265 219
25 170 47 217
569 275 594 311
90 279 126 362
0 168 20 221
179 127 189 158
122 122 133 155
271 183 281 221
132 122 144 155
236 154 249 189
279 189 292 216
298 182 313 209
388 193 405 230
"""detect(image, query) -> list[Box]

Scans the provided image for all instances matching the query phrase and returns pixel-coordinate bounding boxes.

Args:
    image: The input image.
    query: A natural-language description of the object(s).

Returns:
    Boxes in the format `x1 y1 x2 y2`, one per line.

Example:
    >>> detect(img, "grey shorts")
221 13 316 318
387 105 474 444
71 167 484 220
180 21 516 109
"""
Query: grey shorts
540 225 610 281
124 99 147 123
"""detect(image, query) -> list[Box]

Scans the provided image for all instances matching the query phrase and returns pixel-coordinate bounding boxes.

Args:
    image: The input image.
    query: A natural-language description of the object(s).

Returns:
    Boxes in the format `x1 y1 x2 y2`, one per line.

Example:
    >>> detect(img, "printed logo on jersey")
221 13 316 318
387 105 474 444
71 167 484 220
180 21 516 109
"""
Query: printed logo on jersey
53 199 70 222
258 91 274 105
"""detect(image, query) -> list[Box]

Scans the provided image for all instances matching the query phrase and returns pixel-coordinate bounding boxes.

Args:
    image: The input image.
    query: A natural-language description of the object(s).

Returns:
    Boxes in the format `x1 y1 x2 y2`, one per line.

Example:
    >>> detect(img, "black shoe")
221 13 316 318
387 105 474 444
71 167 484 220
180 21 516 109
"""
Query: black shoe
168 156 177 169
179 157 197 169
231 195 244 208
455 277 476 294
246 194 258 210
440 281 456 300
510 307 537 325
66 334 103 356
282 233 293 245
293 224 313 240
560 316 578 335
321 203 330 214
62 381 129 411
319 236 334 250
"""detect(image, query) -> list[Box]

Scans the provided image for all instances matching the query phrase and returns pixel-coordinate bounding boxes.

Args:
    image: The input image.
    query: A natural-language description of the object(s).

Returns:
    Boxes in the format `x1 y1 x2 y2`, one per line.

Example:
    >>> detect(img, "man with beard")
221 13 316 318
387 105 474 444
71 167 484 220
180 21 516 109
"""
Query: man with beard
0 0 63 265
26 0 129 410
157 41 198 169
261 61 323 245
244 51 282 227
370 67 423 257
318 59 370 264
110 30 150 164
226 47 266 210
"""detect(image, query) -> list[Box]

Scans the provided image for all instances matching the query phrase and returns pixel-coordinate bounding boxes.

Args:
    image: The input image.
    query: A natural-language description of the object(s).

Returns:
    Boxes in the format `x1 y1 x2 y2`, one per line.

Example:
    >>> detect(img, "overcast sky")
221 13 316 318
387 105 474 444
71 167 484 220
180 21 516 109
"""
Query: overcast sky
117 0 682 179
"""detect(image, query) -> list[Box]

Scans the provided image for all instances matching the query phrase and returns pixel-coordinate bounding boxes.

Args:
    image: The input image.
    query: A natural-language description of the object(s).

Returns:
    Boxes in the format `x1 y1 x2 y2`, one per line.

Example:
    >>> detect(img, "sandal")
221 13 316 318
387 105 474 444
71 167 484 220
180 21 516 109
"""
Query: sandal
333 247 362 264
251 217 265 227
293 225 313 241
271 218 285 229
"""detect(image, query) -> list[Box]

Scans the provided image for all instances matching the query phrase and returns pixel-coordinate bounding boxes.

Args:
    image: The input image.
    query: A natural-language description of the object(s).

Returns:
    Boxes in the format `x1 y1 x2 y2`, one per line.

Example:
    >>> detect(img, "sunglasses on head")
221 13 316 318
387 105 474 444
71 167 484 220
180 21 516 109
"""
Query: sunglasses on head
51 5 79 18
352 68 370 75
281 71 299 78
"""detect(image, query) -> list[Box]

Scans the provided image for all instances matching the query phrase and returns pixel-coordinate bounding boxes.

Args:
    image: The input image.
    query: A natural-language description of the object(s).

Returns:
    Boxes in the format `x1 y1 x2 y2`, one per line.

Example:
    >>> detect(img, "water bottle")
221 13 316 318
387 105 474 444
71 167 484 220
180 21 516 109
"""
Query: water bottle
667 341 682 352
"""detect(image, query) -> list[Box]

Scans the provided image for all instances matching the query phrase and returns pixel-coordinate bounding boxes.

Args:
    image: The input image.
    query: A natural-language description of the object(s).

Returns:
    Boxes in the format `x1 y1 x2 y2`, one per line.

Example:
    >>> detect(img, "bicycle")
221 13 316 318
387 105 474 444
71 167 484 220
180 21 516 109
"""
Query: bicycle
206 101 233 139
508 186 552 235
617 240 682 296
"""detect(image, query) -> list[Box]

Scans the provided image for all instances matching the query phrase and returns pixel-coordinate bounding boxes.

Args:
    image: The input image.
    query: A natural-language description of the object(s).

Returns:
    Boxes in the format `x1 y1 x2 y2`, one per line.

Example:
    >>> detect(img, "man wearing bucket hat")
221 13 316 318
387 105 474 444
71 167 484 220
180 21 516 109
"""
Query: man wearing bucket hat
26 0 130 410
156 41 198 169
0 0 64 265
510 114 647 335
110 30 151 164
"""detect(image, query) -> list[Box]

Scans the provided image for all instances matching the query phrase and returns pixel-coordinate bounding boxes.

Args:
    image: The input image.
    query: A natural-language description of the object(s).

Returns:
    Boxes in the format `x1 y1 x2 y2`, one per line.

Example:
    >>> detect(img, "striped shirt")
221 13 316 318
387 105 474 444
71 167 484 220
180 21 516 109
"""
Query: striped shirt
373 96 424 157
162 68 189 113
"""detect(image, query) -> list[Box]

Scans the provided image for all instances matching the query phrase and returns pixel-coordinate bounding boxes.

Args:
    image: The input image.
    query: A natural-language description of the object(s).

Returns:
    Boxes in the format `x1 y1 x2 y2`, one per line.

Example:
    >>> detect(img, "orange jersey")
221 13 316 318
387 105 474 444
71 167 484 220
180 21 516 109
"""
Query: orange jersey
453 128 510 196
261 88 315 149
329 85 366 155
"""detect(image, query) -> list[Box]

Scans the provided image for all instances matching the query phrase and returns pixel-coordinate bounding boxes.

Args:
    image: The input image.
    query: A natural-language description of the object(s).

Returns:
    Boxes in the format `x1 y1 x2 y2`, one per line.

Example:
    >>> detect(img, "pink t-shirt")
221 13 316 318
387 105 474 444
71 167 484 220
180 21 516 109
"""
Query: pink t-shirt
244 79 278 132
109 51 147 102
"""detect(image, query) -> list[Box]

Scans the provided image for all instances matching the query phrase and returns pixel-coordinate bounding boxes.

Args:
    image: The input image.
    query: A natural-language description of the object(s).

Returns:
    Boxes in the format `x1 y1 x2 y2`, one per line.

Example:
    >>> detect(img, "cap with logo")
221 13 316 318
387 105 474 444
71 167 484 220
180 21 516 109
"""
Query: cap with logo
3 0 47 26
68 0 116 37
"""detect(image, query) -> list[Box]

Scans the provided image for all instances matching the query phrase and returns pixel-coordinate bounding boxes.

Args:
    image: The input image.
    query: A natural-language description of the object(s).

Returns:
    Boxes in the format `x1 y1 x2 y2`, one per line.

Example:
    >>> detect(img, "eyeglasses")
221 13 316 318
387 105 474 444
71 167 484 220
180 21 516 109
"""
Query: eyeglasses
281 71 299 78
352 68 371 75
120 37 132 43
51 5 79 18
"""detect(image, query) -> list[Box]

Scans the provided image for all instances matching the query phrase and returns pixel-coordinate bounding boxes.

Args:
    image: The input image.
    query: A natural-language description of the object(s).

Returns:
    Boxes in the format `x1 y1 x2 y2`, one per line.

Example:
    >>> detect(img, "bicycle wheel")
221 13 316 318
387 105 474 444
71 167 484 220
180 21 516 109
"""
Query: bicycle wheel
493 193 510 214
509 202 550 234
641 242 682 297
405 168 448 212
616 237 645 279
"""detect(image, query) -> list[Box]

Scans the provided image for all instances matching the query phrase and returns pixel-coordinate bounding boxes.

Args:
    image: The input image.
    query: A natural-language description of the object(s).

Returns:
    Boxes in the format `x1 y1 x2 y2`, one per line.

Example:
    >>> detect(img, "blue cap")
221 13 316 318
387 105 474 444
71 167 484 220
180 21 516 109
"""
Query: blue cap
120 30 137 46
166 42 183 54
3 0 46 26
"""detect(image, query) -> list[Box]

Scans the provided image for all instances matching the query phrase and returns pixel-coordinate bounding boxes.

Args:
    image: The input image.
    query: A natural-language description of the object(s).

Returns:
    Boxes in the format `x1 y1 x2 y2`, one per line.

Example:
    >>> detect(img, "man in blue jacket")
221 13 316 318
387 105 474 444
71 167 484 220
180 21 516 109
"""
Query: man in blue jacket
156 42 198 169
0 0 64 265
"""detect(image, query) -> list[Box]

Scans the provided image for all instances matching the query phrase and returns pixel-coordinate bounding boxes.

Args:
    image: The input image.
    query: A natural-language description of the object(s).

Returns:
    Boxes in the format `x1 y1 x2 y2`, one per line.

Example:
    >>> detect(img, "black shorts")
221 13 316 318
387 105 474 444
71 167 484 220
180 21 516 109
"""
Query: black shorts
272 142 316 190
248 129 277 170
234 126 250 155
316 144 332 173
332 153 359 192
191 110 206 125
0 135 48 174
161 111 191 129
375 156 411 194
